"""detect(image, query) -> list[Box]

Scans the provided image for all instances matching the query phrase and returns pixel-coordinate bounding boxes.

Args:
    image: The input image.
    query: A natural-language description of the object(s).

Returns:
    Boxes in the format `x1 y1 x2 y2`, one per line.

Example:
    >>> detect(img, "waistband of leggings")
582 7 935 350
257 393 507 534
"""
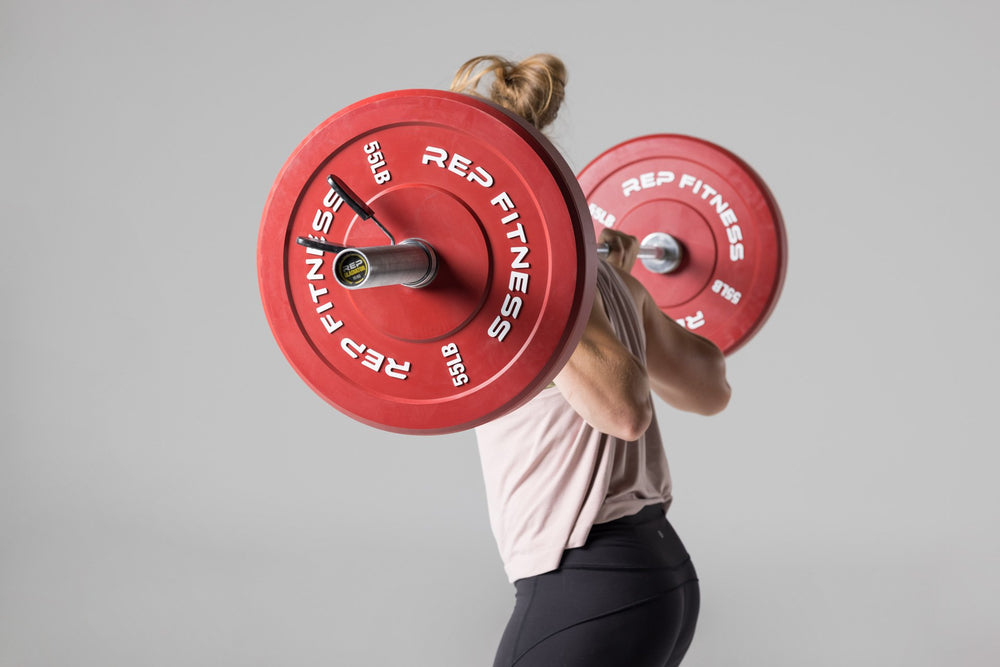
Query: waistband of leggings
558 503 691 571
592 503 668 528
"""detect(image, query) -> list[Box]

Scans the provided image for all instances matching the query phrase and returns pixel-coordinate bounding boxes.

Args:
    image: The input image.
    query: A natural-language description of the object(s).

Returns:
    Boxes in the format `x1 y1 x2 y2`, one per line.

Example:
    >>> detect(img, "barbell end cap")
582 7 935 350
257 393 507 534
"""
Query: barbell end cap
331 239 439 290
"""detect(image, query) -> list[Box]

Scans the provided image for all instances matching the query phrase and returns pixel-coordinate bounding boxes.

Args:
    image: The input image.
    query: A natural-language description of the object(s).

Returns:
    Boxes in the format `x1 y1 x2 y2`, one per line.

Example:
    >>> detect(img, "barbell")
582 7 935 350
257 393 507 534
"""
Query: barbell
257 90 786 434
293 174 684 287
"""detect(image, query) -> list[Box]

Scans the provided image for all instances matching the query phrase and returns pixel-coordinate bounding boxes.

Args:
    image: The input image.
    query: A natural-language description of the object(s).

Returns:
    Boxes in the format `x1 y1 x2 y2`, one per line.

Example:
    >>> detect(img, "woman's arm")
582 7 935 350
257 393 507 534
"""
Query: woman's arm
599 228 730 416
553 290 653 440
619 267 731 415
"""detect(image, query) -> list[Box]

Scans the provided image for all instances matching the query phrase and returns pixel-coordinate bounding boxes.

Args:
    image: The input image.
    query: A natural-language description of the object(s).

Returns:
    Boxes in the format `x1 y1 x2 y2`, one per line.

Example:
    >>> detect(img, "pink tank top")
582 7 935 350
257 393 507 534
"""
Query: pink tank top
474 260 672 582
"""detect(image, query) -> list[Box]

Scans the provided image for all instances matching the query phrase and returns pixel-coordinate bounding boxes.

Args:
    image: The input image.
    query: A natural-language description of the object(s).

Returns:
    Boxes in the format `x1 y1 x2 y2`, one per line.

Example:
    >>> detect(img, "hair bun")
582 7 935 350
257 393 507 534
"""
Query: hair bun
450 54 567 131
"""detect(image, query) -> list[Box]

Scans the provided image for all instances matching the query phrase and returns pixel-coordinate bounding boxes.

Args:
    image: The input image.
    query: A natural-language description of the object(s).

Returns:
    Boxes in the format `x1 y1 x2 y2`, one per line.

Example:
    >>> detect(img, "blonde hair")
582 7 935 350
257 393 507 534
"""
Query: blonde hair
450 54 567 130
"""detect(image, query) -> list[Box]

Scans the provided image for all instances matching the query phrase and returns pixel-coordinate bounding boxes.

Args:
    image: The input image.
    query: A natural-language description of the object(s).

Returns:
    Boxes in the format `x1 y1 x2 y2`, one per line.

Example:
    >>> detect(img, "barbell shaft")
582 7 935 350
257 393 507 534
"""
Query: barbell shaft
318 173 681 282
296 229 682 291
318 173 682 286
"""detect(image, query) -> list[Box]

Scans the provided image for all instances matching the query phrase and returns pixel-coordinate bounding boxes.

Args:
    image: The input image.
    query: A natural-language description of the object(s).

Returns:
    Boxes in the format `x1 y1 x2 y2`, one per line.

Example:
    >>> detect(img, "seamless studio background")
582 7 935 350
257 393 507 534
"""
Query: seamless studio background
2 1 998 665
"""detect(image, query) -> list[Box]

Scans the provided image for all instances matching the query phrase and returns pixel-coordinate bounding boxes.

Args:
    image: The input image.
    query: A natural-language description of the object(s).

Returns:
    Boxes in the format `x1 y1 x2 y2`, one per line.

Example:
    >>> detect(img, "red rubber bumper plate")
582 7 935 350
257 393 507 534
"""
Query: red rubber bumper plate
579 135 787 355
258 90 595 434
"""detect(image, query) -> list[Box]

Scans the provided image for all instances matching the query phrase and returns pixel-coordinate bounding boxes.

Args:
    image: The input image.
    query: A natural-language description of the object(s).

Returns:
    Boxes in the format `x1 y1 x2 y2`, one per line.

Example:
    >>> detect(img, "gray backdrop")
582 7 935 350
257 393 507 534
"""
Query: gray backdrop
3 0 998 665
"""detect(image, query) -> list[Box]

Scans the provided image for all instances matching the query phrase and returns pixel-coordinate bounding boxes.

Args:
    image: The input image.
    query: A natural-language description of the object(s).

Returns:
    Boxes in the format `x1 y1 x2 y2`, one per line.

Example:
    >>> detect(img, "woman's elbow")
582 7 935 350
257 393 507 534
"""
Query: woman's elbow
608 396 653 441
683 345 732 416
696 380 731 416
696 351 732 415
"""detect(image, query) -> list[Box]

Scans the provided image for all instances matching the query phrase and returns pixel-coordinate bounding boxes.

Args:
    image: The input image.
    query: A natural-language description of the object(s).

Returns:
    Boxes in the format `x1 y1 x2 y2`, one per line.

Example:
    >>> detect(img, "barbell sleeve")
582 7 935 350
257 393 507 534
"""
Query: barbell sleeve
332 239 439 290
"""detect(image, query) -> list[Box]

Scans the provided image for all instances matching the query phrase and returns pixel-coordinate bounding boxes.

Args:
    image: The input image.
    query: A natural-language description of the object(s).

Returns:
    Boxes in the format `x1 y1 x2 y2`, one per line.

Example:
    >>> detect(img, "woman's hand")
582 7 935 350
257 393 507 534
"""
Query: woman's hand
598 228 640 273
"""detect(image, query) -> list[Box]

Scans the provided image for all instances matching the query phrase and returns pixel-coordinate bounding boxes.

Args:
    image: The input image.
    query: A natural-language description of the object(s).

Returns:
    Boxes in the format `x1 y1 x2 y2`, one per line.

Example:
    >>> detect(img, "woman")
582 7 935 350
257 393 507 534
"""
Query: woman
455 54 732 666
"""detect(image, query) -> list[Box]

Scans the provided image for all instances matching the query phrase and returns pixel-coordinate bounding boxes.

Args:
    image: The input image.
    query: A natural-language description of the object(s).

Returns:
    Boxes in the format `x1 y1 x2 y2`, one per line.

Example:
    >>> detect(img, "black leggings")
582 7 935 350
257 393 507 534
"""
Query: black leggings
493 505 700 667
